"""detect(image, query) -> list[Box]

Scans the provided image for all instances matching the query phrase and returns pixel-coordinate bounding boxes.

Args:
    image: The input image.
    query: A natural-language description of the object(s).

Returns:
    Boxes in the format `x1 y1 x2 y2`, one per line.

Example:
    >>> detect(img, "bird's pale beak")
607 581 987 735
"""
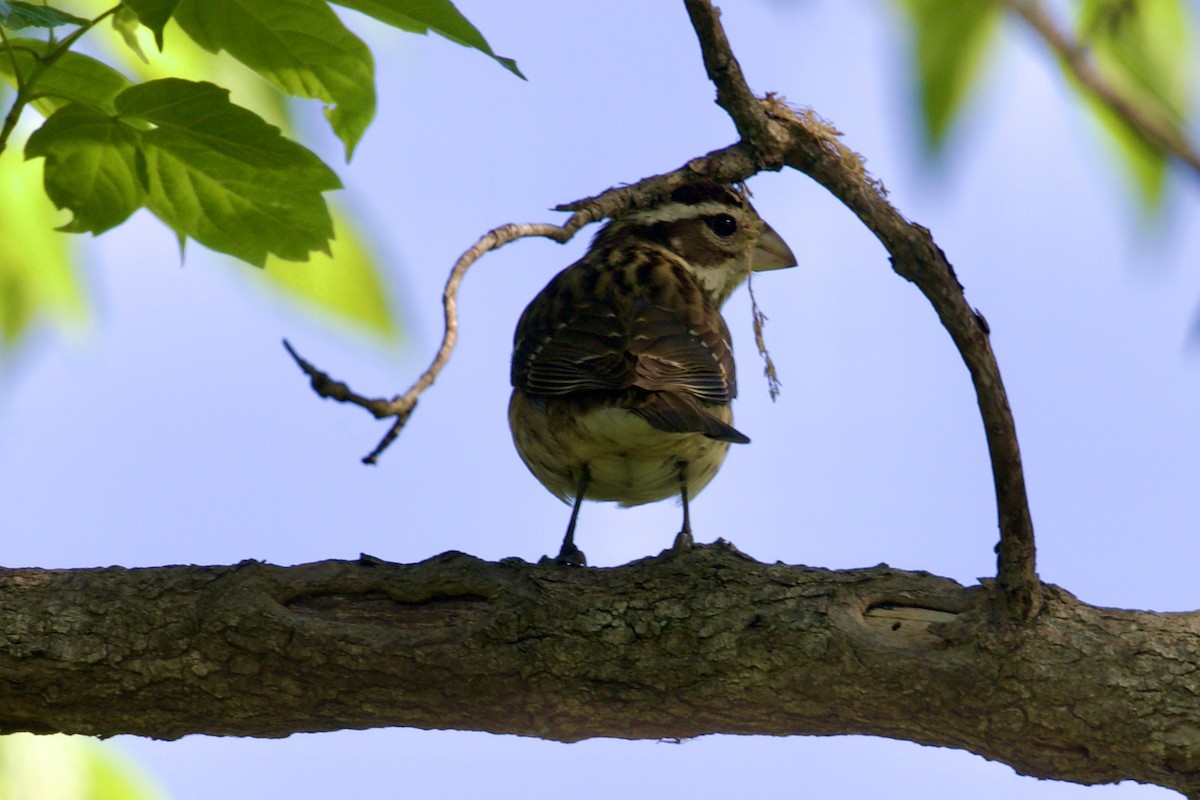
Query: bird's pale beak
751 222 797 272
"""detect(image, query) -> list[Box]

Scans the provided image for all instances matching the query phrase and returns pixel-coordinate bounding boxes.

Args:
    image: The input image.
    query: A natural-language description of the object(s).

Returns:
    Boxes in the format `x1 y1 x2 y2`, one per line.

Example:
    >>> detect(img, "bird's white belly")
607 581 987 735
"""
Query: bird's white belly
509 394 731 507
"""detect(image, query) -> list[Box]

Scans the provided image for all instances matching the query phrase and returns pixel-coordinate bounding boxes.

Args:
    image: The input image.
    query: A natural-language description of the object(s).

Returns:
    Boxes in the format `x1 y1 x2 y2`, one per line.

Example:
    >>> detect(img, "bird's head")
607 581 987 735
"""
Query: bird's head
597 180 796 306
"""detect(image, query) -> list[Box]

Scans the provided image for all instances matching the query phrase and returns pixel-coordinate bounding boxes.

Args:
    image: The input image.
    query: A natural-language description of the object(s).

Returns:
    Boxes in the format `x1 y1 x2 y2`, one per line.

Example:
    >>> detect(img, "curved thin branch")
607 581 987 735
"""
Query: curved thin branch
286 222 580 463
682 1 1040 618
772 102 1040 621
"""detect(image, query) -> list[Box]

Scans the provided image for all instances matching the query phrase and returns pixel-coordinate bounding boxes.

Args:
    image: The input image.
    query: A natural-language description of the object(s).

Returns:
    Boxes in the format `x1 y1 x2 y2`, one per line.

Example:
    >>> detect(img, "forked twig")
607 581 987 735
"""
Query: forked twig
286 222 580 464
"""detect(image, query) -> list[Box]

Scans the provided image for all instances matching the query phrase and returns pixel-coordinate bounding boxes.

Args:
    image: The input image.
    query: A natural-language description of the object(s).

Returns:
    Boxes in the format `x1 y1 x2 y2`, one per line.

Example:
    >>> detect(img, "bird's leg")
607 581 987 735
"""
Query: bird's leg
554 467 590 567
671 460 694 553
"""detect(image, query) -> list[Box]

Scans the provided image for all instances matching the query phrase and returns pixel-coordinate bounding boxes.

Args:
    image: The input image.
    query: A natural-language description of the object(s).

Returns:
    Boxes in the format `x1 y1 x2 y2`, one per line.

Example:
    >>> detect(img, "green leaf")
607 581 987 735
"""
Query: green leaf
1079 94 1170 208
0 149 83 346
331 0 523 78
1074 0 1193 207
0 734 165 800
899 0 1002 149
114 78 341 266
25 102 147 233
172 0 376 159
112 6 150 63
0 38 133 116
120 0 182 49
259 204 399 339
0 1 87 30
1080 0 1191 121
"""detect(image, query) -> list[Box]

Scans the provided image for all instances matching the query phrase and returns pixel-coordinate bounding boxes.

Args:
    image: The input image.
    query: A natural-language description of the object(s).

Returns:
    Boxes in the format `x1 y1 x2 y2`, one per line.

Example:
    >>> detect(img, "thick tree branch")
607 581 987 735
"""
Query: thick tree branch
2 548 1198 795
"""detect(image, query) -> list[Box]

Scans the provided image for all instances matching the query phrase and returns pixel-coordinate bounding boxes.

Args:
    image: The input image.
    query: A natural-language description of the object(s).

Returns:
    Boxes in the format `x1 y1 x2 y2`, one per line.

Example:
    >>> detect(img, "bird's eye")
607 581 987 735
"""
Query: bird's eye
705 213 738 238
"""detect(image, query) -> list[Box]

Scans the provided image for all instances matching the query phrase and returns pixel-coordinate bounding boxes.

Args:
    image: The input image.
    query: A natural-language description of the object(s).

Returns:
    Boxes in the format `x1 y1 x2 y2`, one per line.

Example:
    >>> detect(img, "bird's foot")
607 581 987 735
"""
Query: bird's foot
670 528 694 555
540 541 588 567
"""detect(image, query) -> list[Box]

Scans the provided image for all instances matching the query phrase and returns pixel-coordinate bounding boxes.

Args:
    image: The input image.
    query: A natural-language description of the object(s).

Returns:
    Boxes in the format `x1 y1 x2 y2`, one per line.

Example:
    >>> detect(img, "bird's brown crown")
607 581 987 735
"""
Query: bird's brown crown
591 181 770 306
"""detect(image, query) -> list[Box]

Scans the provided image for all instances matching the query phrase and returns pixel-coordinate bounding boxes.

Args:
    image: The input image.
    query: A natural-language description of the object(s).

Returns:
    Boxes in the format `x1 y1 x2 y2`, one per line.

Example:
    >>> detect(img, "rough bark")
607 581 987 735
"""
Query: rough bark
3 546 1199 795
5 2 1193 798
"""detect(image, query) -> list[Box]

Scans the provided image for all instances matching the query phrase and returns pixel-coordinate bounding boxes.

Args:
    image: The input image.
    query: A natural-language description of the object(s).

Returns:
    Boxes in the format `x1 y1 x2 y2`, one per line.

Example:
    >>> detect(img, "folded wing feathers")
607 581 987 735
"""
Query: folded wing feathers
521 299 735 396
632 392 750 443
513 254 745 442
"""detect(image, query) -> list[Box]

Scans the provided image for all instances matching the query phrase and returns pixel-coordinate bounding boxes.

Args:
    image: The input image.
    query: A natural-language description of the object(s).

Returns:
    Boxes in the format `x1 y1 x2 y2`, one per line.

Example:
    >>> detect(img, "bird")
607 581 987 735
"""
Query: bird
509 180 796 566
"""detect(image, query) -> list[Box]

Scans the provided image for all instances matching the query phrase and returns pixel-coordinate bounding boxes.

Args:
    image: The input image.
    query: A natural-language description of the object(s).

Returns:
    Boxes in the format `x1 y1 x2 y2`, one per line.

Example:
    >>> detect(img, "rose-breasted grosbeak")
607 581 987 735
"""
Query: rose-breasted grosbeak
510 181 796 565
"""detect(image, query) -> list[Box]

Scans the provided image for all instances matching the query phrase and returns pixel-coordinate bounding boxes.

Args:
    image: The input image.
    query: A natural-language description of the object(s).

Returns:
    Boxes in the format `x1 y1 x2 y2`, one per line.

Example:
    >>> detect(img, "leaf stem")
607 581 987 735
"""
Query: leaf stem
0 4 121 156
0 25 25 93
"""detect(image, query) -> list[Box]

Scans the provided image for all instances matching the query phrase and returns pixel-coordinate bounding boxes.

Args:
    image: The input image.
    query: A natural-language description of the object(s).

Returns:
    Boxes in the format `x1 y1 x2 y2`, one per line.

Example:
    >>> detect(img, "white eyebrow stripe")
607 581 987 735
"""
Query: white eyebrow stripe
625 201 742 225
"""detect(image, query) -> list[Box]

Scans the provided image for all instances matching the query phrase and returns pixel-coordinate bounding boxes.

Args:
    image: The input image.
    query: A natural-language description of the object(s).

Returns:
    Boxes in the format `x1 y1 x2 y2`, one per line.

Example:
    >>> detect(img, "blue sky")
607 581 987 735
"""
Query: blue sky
3 1 1199 797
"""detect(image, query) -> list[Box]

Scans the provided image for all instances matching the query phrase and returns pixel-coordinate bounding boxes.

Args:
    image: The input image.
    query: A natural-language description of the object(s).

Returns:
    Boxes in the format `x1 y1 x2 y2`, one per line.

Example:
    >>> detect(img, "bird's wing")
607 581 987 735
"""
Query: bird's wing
512 290 639 395
632 391 749 443
624 297 737 404
513 251 738 396
512 255 744 443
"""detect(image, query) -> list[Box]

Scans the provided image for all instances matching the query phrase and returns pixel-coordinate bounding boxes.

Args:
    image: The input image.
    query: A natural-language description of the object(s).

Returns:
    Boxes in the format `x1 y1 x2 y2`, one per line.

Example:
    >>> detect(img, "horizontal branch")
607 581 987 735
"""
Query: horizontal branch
2 547 1199 794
